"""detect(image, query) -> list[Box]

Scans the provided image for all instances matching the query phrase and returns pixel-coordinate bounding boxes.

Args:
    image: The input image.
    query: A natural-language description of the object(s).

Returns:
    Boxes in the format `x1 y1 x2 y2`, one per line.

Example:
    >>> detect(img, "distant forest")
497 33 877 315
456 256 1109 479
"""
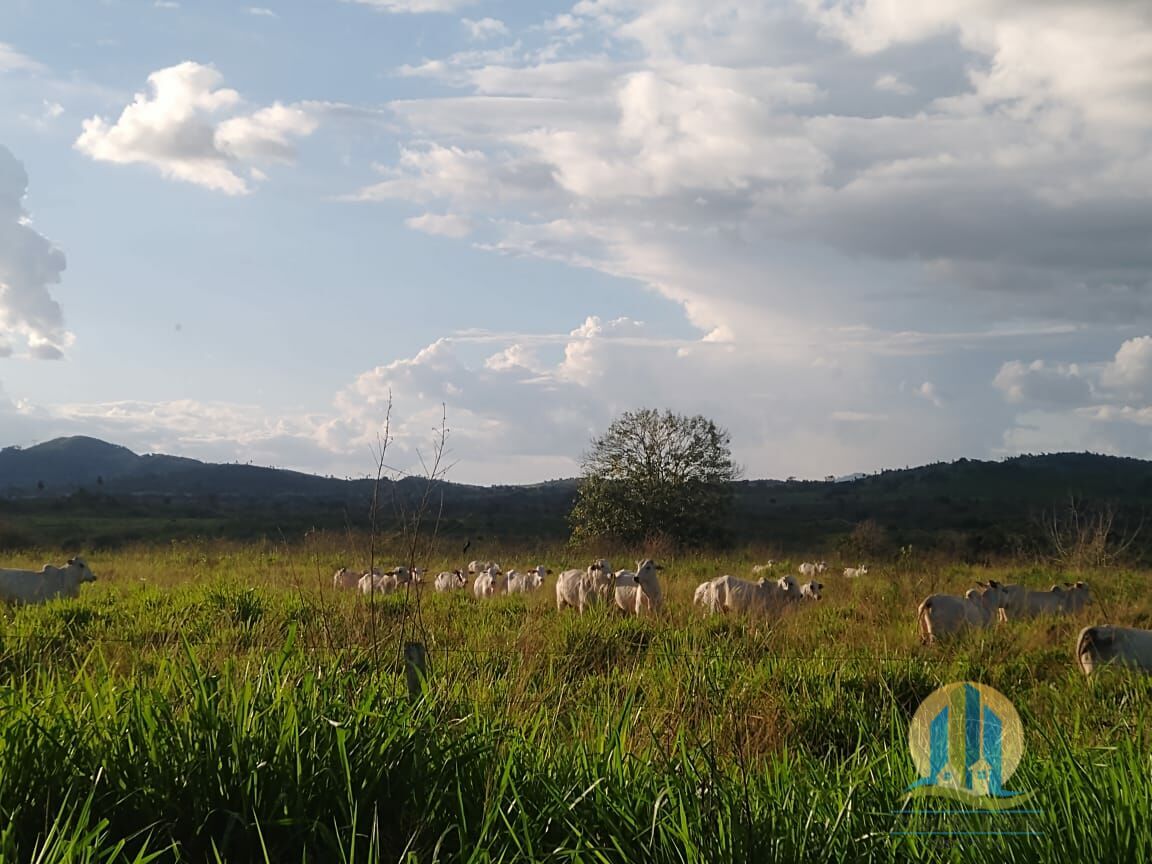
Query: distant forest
1 437 1150 562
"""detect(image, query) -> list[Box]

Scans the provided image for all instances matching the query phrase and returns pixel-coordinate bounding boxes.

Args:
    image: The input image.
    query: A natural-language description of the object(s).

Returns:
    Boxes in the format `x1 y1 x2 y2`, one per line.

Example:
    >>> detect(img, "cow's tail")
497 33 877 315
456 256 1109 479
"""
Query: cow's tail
917 599 932 645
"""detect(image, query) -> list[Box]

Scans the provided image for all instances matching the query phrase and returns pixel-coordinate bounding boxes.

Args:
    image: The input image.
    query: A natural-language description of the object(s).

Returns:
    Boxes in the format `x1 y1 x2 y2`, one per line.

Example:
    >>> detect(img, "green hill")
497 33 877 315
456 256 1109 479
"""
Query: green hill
1 438 1147 558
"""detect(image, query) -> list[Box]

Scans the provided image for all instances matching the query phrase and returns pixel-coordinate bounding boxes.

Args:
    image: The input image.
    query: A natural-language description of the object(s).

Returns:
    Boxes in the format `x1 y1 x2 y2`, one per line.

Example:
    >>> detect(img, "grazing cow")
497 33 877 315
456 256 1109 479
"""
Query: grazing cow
916 581 1010 644
358 570 395 595
799 561 827 578
473 565 507 599
613 559 664 615
0 558 97 605
556 560 630 613
333 567 362 590
1077 625 1152 675
433 570 467 592
751 561 777 574
357 566 420 596
508 565 550 594
708 574 798 615
999 581 1093 620
798 580 823 601
468 560 494 576
843 565 868 578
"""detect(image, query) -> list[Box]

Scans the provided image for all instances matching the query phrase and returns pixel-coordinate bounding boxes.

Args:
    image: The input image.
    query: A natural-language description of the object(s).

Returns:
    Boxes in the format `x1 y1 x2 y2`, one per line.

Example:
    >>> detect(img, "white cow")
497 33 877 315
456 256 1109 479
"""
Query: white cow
468 560 495 576
613 559 664 615
916 581 1010 644
556 560 630 613
508 565 550 594
0 558 97 605
357 566 421 596
708 574 799 615
999 581 1093 620
433 569 467 592
333 567 362 590
1077 625 1152 675
798 580 823 601
751 561 777 574
473 565 507 599
843 565 868 578
799 561 827 578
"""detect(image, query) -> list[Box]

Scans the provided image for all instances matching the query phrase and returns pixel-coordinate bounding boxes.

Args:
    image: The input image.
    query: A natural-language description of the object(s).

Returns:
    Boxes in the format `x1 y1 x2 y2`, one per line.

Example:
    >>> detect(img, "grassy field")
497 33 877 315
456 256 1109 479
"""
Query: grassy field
0 537 1150 862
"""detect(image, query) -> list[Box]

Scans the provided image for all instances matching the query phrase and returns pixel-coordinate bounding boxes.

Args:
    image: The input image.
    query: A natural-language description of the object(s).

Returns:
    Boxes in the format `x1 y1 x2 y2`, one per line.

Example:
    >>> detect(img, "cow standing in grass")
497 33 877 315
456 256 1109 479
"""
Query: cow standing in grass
0 558 97 604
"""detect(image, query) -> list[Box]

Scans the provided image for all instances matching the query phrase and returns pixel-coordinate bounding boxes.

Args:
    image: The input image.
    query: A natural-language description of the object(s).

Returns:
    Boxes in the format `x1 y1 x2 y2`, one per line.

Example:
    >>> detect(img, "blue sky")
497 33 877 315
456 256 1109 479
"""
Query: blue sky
1 0 1151 483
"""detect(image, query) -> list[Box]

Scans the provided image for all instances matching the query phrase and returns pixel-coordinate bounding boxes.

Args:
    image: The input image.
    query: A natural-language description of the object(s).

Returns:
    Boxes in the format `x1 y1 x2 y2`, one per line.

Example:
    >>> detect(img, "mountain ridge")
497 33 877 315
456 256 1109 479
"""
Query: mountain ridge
2 436 1149 556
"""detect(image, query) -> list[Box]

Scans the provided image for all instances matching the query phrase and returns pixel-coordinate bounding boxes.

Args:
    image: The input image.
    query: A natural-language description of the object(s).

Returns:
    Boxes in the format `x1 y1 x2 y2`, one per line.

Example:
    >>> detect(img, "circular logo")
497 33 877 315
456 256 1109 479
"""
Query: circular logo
907 681 1026 802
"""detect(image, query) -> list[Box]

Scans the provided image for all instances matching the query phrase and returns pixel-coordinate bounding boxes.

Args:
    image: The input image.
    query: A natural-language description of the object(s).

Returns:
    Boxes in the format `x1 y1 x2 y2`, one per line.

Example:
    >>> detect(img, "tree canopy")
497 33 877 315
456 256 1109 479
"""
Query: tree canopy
568 408 740 548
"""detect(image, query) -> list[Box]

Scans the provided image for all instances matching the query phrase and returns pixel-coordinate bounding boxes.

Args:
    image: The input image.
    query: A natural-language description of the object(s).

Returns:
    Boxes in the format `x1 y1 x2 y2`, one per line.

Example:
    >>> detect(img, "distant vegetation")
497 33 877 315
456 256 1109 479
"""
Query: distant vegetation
1 437 1150 564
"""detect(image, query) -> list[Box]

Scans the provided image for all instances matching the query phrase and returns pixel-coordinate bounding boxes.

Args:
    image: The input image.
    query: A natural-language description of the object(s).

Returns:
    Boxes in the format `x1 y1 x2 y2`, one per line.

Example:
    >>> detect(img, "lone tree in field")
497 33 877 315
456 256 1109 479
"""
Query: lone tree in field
569 408 740 547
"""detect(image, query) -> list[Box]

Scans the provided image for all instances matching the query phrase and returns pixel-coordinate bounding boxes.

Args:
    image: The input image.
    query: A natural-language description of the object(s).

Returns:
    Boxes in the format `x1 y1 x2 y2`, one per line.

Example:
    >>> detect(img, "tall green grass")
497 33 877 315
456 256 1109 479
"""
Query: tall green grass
0 542 1150 861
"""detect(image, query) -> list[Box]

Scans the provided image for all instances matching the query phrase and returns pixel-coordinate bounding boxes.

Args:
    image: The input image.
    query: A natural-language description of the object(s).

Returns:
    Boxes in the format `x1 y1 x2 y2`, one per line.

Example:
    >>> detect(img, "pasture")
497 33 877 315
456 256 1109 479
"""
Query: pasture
1 537 1151 862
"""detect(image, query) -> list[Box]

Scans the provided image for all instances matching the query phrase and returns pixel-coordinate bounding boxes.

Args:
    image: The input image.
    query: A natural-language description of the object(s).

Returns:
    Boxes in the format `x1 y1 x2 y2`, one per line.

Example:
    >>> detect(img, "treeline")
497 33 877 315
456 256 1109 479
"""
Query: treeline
1 451 1149 564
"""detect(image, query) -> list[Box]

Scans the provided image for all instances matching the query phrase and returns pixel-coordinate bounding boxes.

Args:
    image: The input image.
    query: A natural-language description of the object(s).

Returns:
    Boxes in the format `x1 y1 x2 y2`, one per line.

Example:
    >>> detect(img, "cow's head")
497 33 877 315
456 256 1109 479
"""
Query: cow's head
67 557 96 583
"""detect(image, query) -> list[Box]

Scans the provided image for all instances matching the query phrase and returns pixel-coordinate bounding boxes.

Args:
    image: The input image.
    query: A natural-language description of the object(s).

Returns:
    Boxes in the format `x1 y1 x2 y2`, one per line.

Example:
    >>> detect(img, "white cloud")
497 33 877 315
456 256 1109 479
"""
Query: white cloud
1100 336 1152 400
247 7 278 17
993 360 1091 407
154 1 180 8
74 62 319 194
462 17 508 40
0 146 71 359
405 212 473 238
874 73 913 95
354 0 1151 357
0 43 45 74
917 381 943 407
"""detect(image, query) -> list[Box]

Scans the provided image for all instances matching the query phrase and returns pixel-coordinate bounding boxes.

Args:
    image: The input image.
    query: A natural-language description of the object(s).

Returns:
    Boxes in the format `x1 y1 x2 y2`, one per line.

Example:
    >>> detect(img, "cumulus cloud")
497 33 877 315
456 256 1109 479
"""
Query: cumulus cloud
0 146 70 358
1100 336 1152 400
994 335 1152 458
993 360 1092 408
354 0 1151 345
74 62 319 194
324 0 1152 475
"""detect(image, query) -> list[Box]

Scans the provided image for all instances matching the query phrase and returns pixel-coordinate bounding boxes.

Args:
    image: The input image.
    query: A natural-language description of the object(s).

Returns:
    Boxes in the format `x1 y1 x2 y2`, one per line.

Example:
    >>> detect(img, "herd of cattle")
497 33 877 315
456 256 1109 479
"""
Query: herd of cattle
0 555 1147 676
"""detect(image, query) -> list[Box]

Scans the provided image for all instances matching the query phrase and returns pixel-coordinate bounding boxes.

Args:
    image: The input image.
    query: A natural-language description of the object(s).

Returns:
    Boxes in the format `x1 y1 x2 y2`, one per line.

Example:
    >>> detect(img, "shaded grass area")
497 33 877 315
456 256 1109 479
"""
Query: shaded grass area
0 541 1151 861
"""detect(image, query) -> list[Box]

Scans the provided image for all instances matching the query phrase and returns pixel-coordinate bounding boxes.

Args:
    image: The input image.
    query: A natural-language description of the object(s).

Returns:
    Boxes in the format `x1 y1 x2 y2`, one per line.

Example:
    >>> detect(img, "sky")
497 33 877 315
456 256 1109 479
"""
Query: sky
0 0 1150 485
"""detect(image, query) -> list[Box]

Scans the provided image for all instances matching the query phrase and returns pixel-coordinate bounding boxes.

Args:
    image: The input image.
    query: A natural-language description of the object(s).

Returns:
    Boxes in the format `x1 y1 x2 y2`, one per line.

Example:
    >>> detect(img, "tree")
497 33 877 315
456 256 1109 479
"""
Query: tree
568 409 741 547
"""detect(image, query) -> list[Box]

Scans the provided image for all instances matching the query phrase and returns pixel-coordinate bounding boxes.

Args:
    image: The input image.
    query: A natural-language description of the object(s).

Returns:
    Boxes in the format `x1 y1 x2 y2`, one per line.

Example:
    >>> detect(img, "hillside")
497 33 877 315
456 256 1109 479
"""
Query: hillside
0 437 1148 556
